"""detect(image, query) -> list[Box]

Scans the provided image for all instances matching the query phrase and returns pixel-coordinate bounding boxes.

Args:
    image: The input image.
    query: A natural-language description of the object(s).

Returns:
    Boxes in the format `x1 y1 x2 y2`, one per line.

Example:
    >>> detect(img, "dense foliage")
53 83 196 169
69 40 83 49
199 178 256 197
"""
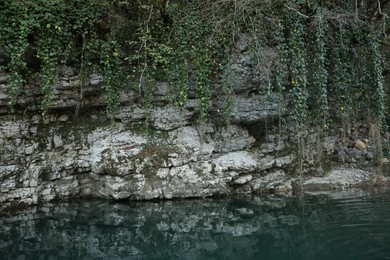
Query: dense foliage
0 0 388 130
0 0 122 113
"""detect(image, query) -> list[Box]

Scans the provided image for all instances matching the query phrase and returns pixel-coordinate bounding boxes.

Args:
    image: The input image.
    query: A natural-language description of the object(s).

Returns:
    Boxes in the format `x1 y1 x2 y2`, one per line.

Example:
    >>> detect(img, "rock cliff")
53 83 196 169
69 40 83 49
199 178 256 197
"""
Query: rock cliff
0 46 388 213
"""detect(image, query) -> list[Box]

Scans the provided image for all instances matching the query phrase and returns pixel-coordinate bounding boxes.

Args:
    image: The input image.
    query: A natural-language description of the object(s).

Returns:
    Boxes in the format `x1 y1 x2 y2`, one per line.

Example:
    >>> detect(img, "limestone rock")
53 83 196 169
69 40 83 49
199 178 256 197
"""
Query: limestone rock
0 74 7 83
365 151 374 161
89 127 147 176
250 170 292 193
53 135 64 148
97 175 133 200
0 92 8 100
354 139 367 150
89 74 103 86
215 151 257 173
169 126 214 165
232 174 253 185
152 106 192 130
302 168 371 191
230 95 280 124
322 136 337 154
25 144 37 155
258 156 275 171
275 155 294 168
58 115 69 122
0 57 385 213
213 125 255 153
115 106 145 122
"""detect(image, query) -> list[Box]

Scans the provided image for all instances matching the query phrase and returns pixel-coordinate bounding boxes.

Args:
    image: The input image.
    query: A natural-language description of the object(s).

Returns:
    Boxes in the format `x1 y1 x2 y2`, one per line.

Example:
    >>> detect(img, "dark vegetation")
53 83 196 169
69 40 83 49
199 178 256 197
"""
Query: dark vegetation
1 0 390 162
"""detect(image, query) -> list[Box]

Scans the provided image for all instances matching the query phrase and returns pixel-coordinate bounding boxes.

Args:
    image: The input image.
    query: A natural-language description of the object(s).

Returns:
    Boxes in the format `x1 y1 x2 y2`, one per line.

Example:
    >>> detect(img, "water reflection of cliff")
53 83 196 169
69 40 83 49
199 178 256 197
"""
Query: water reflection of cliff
1 190 389 260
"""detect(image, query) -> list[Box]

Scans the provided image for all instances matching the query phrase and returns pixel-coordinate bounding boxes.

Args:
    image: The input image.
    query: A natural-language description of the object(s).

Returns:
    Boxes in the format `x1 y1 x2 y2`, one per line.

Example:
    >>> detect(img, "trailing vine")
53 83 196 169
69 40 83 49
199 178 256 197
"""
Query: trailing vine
273 19 288 144
171 6 228 119
285 7 309 170
0 0 388 163
0 1 31 109
309 12 330 167
0 0 123 113
269 0 388 167
286 8 308 129
367 32 386 163
309 15 329 126
368 33 386 128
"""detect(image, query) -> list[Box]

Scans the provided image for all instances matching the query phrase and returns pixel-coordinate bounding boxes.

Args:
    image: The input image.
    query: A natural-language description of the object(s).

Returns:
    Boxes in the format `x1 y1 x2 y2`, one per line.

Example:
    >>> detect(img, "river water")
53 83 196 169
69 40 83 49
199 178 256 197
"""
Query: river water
0 189 390 260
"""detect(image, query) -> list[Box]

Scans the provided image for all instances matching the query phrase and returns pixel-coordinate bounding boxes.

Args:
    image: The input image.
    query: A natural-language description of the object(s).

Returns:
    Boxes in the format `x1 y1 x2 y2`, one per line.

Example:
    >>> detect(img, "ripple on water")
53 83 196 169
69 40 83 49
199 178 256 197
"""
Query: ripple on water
0 190 390 260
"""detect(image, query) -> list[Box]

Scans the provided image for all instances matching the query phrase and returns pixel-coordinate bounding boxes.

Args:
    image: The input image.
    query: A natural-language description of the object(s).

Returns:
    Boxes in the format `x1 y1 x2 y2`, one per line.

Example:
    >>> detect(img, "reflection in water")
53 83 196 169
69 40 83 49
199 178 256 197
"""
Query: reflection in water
1 190 390 259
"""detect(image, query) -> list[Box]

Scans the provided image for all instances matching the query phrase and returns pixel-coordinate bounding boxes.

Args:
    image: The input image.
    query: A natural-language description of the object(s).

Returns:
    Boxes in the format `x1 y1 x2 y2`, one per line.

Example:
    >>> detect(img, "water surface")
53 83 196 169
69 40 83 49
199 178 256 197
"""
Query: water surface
1 189 390 259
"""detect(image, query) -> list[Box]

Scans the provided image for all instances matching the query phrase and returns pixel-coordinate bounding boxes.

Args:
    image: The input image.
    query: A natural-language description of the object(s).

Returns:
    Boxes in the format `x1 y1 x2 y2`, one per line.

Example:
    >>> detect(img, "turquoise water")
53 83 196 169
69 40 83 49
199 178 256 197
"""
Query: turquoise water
1 190 390 259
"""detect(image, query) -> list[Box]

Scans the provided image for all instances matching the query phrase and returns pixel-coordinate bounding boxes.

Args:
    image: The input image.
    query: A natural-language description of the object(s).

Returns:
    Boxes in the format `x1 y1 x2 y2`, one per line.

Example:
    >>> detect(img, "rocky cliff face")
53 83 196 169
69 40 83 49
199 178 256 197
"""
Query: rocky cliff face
0 44 386 213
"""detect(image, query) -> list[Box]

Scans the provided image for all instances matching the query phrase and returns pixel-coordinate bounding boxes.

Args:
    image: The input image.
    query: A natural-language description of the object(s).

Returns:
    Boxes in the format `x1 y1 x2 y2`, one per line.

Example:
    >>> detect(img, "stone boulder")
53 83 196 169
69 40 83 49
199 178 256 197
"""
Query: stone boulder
230 95 280 123
302 168 371 190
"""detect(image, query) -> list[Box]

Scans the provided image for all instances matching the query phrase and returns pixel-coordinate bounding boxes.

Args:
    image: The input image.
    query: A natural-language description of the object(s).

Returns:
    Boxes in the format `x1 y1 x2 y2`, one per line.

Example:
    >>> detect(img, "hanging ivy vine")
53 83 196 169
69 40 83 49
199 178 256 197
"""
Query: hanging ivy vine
0 0 387 141
286 8 308 129
0 0 123 114
309 14 329 127
368 33 386 127
269 0 388 166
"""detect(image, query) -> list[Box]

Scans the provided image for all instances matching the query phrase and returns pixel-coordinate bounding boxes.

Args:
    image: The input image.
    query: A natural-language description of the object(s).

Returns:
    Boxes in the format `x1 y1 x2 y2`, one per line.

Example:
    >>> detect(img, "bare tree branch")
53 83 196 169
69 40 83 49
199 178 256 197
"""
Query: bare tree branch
378 0 390 18
284 4 310 19
378 0 389 35
138 5 154 97
355 0 359 22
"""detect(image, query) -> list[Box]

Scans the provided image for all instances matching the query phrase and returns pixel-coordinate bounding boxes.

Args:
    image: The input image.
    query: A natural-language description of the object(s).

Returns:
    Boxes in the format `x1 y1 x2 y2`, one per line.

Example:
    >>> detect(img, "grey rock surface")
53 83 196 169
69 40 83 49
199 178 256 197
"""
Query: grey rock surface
0 38 386 213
